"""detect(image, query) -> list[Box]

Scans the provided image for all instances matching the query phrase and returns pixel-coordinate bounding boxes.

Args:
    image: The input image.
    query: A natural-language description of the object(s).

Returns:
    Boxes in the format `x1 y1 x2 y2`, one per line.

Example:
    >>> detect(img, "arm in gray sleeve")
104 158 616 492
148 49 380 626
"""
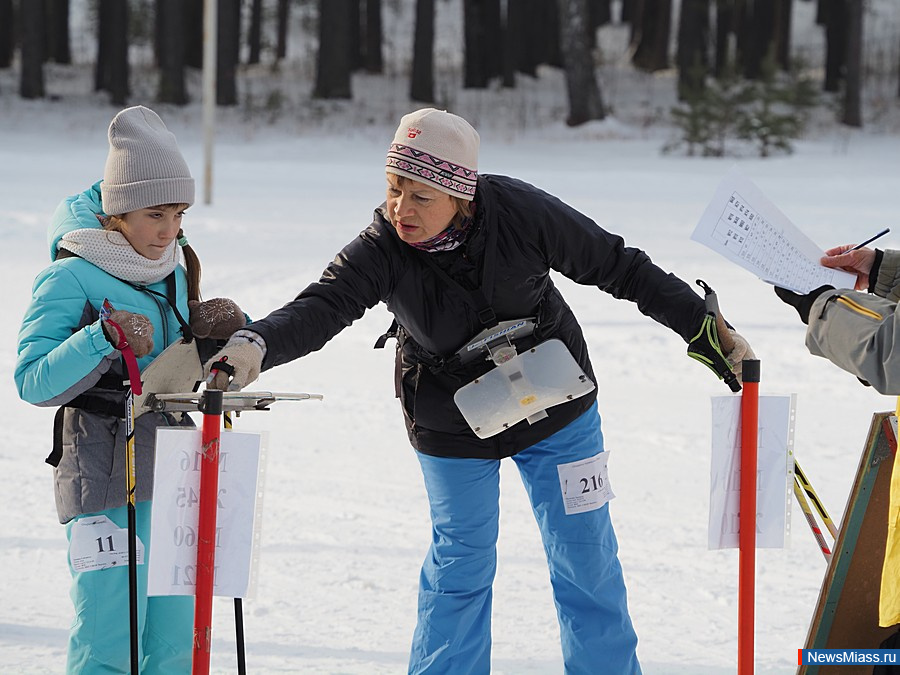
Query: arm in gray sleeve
872 249 900 301
805 288 900 394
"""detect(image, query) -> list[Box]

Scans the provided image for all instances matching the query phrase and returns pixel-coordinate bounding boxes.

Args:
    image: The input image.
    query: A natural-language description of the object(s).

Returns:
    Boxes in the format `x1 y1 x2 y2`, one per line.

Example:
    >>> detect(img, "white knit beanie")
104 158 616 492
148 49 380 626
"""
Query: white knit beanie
101 105 195 216
386 108 479 201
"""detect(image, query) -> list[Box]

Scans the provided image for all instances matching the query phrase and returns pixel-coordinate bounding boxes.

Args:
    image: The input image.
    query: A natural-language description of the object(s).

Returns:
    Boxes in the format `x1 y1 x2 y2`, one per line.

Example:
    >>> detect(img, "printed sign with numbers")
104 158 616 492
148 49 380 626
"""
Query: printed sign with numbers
69 514 145 572
148 428 262 598
708 394 794 550
556 451 615 515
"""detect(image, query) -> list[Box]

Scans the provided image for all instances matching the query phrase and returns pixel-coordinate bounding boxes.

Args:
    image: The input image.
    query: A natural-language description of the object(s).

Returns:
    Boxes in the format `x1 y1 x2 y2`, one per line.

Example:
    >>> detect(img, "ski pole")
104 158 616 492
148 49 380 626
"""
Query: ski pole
739 359 760 675
792 480 832 562
100 300 142 675
192 388 223 675
793 460 838 539
224 410 247 675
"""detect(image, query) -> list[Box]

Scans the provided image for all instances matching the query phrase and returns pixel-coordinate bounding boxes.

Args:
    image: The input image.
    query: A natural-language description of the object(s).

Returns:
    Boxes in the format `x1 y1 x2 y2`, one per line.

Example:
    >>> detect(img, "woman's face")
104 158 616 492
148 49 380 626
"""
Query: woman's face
386 173 457 244
117 205 185 259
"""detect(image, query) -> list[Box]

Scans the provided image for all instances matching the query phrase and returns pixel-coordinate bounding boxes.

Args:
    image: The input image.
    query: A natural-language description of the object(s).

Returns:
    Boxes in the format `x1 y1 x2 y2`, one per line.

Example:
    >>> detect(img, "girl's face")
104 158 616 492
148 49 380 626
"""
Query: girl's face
117 205 185 259
386 173 458 244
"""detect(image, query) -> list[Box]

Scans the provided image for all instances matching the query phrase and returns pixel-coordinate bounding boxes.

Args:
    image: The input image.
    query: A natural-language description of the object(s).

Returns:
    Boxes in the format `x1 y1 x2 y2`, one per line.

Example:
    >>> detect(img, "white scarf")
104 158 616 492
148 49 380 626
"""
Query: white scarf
58 228 179 285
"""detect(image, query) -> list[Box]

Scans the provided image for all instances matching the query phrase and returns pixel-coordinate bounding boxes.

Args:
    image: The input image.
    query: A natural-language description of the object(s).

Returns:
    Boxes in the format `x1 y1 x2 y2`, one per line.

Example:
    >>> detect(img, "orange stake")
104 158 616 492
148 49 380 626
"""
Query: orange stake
192 389 223 675
739 360 760 675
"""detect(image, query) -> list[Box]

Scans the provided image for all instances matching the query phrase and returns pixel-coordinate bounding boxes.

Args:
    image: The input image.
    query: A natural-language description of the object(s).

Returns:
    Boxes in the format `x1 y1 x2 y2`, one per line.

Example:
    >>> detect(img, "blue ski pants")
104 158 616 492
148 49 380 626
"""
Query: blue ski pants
410 403 641 675
65 502 193 674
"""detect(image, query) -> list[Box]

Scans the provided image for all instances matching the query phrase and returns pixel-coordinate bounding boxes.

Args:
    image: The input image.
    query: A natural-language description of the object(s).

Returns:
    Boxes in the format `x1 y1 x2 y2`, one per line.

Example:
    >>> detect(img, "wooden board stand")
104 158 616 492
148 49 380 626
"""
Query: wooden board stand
799 411 899 674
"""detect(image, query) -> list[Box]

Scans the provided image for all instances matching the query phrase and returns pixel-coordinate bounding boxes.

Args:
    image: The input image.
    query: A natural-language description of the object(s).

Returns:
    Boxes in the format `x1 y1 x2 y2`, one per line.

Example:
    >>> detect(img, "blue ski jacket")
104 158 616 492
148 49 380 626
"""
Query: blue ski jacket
15 182 194 523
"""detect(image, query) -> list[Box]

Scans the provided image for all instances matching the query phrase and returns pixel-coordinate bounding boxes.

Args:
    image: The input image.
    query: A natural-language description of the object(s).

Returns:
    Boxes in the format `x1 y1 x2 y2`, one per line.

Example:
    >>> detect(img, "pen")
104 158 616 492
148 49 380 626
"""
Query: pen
850 228 890 251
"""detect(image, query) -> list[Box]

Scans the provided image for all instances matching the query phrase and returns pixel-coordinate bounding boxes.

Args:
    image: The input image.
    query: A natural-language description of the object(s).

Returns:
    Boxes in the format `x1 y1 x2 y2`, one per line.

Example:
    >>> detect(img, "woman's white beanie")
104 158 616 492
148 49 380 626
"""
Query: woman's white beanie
101 105 195 216
386 108 479 201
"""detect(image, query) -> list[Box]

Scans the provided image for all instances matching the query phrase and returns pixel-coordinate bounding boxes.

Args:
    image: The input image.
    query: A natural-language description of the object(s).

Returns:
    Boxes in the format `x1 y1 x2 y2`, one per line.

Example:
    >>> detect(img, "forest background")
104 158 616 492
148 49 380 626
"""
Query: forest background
3 0 900 147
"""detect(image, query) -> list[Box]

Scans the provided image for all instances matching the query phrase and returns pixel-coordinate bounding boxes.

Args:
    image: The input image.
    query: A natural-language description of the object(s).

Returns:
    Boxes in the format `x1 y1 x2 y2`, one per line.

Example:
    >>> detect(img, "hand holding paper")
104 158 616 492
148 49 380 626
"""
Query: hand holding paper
691 168 857 294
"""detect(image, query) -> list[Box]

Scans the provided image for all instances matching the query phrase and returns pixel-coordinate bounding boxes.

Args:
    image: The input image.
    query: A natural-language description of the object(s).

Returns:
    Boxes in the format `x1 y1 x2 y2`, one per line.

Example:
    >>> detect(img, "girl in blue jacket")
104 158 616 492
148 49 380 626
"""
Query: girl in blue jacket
15 106 245 674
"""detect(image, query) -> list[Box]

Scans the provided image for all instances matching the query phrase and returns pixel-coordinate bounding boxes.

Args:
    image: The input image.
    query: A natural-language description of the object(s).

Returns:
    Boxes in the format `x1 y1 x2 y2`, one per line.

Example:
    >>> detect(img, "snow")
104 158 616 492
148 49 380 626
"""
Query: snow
3 2 900 672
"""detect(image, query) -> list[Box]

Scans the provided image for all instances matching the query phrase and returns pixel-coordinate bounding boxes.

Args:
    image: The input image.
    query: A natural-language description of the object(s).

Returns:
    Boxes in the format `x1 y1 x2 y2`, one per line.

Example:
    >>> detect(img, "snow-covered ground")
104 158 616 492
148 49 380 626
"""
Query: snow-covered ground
2 96 898 674
2 1 900 671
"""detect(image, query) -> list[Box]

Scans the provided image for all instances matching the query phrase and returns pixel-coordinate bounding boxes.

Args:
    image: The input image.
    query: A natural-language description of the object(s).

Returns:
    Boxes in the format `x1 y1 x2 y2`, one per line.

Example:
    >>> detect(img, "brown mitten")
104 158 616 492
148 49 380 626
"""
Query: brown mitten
102 310 154 358
189 298 247 340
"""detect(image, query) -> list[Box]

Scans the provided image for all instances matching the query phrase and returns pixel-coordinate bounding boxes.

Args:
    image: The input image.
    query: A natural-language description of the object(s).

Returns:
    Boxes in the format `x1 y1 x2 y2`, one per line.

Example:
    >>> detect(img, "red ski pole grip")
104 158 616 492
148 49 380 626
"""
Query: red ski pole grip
741 358 760 384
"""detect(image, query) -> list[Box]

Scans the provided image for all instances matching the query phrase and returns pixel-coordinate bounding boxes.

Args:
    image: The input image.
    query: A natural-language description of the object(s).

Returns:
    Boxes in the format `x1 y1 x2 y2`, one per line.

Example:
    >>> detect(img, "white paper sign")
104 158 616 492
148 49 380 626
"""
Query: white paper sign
691 167 856 294
557 451 615 515
69 515 145 572
708 395 794 550
148 428 262 598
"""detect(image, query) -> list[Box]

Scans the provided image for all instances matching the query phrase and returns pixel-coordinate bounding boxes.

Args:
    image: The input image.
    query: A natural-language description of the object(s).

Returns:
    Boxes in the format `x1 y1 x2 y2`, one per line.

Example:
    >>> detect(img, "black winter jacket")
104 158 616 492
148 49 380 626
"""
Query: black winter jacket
250 174 707 459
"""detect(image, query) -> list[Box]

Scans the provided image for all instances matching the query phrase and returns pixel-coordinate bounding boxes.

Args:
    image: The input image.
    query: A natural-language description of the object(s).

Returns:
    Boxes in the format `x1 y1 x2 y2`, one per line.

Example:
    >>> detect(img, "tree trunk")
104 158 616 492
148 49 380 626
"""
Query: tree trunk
45 0 71 64
276 0 289 60
410 0 434 102
95 0 128 104
464 0 503 88
558 0 605 125
364 0 383 73
589 0 612 27
314 0 353 99
501 1 517 87
247 0 262 65
823 0 846 92
350 0 365 71
632 0 671 72
216 0 241 105
483 0 503 78
463 0 488 88
841 0 862 126
183 0 203 69
539 0 563 68
0 0 15 69
20 0 44 98
774 0 792 70
714 0 734 77
156 0 187 104
815 0 828 26
509 0 540 76
739 0 776 79
587 0 611 48
676 0 709 99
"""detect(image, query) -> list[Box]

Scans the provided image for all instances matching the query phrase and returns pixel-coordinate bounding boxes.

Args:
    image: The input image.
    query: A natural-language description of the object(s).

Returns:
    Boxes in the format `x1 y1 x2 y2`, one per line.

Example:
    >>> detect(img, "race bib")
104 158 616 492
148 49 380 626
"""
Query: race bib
557 452 615 515
69 515 144 572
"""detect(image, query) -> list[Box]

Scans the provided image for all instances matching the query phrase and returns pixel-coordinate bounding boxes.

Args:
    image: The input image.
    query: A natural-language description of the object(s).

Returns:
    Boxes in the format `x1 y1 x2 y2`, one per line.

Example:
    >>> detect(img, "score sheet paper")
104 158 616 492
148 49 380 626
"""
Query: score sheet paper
691 168 856 294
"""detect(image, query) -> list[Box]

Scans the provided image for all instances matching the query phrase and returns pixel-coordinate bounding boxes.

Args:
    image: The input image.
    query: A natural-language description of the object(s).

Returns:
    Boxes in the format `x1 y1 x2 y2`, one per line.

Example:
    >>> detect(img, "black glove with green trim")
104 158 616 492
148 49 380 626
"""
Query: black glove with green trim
688 312 742 392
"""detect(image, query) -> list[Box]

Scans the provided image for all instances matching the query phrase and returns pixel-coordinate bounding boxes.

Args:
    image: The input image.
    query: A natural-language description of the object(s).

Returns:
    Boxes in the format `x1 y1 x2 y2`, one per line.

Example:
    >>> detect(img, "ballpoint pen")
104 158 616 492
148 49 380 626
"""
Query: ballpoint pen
849 228 890 251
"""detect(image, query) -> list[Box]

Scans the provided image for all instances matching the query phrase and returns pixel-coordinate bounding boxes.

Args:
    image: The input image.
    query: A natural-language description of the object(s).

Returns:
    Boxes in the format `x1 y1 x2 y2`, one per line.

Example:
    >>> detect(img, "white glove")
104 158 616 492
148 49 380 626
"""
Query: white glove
203 331 266 391
724 329 756 382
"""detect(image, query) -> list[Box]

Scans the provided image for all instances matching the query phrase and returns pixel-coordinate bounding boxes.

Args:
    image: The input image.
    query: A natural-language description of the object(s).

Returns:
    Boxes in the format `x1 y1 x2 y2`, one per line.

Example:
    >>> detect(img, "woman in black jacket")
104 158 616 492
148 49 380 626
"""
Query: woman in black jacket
208 108 751 674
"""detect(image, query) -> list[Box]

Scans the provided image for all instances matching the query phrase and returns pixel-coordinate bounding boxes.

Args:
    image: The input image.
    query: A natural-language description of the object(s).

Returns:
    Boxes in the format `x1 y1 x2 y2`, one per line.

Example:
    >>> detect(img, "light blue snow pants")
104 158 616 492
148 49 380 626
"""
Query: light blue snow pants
410 403 641 675
65 502 193 674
